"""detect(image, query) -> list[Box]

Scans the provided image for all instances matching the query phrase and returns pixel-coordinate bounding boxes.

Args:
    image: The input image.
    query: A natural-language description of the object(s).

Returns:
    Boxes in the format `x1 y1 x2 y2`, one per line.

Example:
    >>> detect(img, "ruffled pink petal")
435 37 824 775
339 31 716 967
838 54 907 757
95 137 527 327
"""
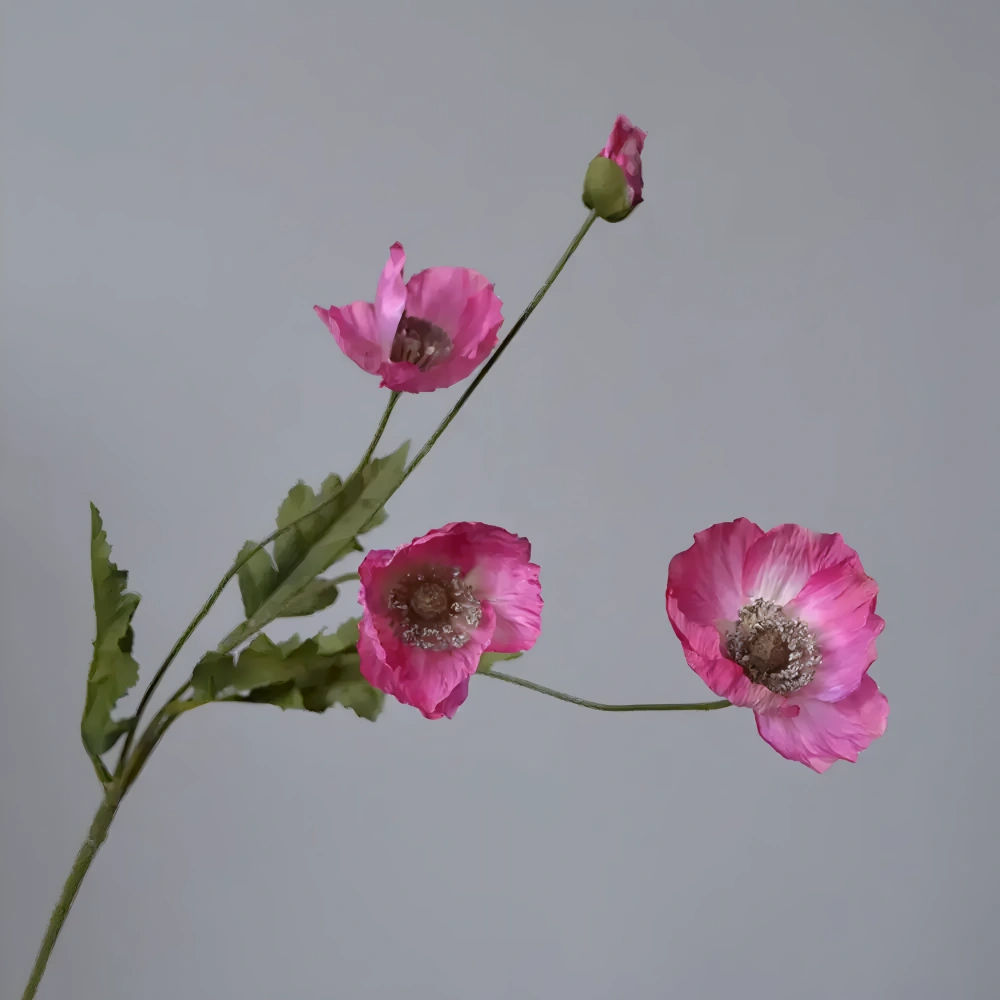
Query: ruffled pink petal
601 114 646 207
432 677 470 720
357 612 398 702
358 601 495 719
314 301 386 374
374 242 407 348
378 267 503 394
666 518 764 625
363 524 482 593
806 603 885 702
665 606 788 713
786 557 878 638
742 524 859 606
403 266 492 339
461 525 542 653
755 674 890 772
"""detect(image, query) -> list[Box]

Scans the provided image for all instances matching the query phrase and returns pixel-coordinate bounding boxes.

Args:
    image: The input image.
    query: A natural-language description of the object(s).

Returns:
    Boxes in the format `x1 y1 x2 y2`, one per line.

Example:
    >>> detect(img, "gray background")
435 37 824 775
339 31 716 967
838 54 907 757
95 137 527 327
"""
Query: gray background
2 2 998 998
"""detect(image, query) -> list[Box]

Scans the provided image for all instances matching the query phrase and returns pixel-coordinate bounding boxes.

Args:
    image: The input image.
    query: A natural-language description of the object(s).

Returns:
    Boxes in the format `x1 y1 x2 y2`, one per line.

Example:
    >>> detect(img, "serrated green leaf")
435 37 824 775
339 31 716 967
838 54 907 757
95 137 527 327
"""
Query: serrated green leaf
476 651 523 674
82 505 142 760
223 443 409 649
277 578 340 617
277 634 303 655
190 650 237 700
315 616 360 655
193 623 381 721
236 541 279 618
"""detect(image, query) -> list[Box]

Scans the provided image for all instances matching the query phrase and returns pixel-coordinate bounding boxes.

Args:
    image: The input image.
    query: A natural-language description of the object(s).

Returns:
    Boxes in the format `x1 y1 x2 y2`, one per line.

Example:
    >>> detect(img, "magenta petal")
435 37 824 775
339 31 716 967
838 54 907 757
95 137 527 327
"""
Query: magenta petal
786 557 878 637
806 604 885 702
379 266 503 393
359 602 495 719
742 524 857 606
667 518 764 625
404 266 489 336
461 525 542 653
431 677 471 719
374 242 407 348
755 674 890 772
601 114 646 207
314 301 386 374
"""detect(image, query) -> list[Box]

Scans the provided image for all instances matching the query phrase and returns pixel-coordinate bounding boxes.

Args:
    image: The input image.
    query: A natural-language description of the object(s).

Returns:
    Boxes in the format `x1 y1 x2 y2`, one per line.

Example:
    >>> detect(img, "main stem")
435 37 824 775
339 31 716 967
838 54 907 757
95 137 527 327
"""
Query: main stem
24 215 600 998
481 670 731 713
21 790 119 1000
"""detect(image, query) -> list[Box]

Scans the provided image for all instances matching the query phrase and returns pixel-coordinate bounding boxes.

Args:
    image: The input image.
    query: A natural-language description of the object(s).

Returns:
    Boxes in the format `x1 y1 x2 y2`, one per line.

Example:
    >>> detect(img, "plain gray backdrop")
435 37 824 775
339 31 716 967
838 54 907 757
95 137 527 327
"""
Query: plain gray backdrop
2 2 998 998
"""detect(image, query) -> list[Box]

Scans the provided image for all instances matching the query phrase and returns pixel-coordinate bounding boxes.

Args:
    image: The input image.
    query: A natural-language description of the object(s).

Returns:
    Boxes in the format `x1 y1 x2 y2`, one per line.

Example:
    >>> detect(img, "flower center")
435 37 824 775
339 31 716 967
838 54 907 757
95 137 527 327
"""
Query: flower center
390 314 453 371
726 597 820 695
387 564 483 651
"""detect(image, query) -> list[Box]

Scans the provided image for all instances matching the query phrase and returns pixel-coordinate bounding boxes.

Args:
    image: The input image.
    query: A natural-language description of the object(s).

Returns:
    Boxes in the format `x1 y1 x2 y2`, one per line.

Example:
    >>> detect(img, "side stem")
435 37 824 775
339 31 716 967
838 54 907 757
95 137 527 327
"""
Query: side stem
481 669 731 713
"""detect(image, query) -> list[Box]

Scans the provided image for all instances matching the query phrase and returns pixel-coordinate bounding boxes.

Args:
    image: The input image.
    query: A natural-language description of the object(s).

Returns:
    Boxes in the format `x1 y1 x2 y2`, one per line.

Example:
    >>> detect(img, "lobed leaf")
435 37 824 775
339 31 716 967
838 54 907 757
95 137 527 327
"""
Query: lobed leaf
81 505 141 759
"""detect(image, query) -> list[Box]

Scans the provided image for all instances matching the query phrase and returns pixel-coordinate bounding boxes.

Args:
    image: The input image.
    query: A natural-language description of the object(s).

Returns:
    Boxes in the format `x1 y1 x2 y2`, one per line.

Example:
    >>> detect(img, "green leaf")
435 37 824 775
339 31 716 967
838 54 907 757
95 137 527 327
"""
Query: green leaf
190 651 237 700
223 443 409 648
236 541 279 618
277 578 341 617
476 651 523 674
191 620 382 721
82 505 142 759
315 616 361 655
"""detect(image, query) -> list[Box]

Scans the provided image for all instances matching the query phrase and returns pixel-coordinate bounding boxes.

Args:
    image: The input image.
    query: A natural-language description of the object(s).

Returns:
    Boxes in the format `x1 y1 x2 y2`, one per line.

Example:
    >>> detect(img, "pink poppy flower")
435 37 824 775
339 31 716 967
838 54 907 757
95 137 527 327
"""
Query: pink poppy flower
314 243 504 393
600 113 646 209
357 522 542 719
666 519 889 772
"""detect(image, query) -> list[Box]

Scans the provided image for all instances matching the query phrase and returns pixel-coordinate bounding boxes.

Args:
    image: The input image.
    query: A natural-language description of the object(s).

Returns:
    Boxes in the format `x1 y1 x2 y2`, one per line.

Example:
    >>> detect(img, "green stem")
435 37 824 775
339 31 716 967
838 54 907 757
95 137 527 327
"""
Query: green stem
116 393 401 775
399 209 599 487
21 788 121 1000
355 391 399 472
481 669 732 713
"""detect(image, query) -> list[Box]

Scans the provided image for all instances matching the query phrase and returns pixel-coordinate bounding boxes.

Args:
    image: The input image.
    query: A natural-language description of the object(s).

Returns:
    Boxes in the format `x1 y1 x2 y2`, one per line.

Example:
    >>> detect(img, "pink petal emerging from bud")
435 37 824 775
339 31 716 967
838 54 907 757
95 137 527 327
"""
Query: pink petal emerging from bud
315 243 503 393
600 114 646 208
357 522 542 719
666 519 889 772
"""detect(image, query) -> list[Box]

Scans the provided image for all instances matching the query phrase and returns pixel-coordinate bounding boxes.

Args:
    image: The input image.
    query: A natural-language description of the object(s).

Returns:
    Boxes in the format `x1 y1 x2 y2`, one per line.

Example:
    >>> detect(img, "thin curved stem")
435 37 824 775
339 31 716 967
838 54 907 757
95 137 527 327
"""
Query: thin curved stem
355 391 400 473
480 669 731 713
116 393 401 775
399 209 598 487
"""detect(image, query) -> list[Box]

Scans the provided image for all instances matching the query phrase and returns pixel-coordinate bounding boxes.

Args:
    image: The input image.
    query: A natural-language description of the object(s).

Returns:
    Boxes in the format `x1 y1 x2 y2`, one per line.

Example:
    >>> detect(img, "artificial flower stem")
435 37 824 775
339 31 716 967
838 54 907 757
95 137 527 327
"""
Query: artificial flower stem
481 669 732 713
20 787 121 1000
355 391 400 473
399 210 599 486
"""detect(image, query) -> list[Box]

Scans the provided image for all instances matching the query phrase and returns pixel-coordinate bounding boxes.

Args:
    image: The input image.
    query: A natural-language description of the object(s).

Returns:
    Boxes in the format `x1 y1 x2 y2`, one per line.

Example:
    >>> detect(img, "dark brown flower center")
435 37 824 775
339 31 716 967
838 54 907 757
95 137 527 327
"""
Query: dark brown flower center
390 314 453 371
387 564 482 651
727 597 820 695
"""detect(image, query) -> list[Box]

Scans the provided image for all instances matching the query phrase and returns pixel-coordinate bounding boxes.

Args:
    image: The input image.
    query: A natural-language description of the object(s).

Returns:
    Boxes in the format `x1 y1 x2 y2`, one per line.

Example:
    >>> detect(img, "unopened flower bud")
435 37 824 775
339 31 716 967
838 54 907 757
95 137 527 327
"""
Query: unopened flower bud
582 114 646 222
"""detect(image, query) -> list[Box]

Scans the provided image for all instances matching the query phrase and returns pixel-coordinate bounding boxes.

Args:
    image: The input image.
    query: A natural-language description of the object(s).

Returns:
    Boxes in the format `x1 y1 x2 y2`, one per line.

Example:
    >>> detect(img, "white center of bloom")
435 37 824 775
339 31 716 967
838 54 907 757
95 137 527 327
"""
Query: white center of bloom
390 314 454 371
387 564 482 651
727 597 820 695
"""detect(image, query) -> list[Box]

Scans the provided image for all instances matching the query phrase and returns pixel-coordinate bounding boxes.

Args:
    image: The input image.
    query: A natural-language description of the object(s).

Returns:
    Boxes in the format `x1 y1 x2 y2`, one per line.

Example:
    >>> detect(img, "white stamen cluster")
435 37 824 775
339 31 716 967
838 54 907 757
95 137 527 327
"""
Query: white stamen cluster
727 597 820 695
388 564 482 651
